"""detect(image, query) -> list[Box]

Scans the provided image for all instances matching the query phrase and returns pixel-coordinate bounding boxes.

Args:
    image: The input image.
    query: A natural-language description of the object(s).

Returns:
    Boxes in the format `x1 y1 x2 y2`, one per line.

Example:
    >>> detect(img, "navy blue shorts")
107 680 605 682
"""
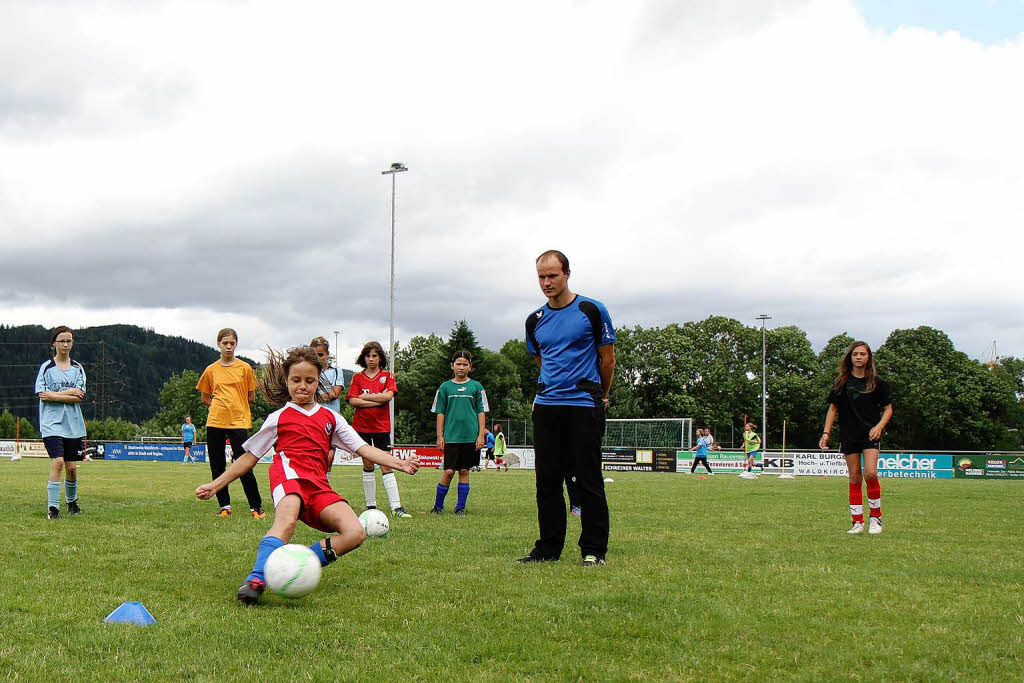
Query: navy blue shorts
44 436 83 461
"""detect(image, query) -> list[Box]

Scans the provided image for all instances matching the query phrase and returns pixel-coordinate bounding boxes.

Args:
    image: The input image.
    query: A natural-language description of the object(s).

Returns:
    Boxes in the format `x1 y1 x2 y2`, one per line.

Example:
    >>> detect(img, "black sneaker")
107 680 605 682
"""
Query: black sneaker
67 500 82 515
366 504 377 511
236 578 266 605
582 554 606 567
47 506 61 520
516 553 558 563
454 508 467 516
428 507 444 515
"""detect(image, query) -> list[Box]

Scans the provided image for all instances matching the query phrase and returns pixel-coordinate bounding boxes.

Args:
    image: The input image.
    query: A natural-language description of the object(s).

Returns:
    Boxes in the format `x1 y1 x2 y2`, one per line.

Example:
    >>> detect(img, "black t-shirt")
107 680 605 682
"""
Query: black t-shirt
828 376 892 441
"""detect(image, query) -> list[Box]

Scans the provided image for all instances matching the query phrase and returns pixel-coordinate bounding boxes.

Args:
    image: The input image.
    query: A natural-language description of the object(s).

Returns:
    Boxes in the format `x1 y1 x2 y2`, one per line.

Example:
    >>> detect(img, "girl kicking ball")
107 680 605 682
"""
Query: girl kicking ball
820 341 893 535
195 346 419 604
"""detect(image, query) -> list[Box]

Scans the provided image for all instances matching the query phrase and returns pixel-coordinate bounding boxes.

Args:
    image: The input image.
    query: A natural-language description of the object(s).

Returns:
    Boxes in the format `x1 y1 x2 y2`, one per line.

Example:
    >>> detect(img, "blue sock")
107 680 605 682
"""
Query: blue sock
309 539 337 567
433 483 449 510
455 482 470 511
47 481 61 508
246 535 285 583
65 479 78 503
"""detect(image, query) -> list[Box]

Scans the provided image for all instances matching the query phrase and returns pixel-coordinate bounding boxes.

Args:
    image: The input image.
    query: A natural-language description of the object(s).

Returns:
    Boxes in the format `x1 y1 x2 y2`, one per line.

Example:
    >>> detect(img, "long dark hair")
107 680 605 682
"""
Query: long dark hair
261 346 330 406
832 341 878 394
355 341 388 369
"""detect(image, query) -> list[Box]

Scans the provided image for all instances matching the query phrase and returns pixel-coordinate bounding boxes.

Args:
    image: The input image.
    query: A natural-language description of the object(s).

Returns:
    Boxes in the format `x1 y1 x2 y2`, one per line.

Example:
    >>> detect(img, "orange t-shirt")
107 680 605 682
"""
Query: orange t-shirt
196 361 258 429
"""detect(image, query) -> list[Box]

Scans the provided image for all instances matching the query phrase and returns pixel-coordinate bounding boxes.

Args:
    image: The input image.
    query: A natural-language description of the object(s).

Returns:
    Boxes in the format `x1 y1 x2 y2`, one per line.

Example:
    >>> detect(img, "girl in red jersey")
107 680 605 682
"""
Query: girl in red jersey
195 346 419 604
819 341 893 535
346 341 409 517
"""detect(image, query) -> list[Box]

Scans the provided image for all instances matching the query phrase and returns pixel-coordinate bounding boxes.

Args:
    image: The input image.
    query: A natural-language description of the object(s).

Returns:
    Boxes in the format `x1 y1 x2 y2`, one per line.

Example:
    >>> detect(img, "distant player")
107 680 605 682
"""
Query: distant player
195 346 419 604
346 341 410 518
181 416 197 463
493 423 509 471
195 328 265 518
36 326 87 519
310 336 345 473
429 350 488 515
740 423 761 478
706 429 719 451
482 427 496 469
820 341 893 535
689 428 713 474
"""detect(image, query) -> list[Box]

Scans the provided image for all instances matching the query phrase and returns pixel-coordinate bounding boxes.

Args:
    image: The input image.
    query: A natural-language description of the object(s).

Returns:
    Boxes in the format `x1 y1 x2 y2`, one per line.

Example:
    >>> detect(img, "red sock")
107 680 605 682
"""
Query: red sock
866 478 882 518
849 482 864 523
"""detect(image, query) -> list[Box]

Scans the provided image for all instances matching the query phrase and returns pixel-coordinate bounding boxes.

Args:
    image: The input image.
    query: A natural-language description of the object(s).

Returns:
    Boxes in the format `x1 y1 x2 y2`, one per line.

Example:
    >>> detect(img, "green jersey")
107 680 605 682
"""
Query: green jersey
431 379 489 443
743 430 761 453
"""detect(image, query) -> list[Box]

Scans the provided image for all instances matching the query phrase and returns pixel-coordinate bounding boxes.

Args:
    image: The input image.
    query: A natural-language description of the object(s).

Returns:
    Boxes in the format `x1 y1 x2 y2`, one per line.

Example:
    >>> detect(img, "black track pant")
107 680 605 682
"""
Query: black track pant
206 426 263 511
691 457 712 473
531 404 609 559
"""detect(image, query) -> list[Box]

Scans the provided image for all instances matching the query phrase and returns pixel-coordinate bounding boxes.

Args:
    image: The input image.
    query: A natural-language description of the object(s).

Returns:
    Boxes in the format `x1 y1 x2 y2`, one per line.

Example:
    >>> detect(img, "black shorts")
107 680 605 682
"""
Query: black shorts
841 439 880 455
357 432 391 451
183 442 194 448
44 436 83 461
443 442 478 471
485 448 495 460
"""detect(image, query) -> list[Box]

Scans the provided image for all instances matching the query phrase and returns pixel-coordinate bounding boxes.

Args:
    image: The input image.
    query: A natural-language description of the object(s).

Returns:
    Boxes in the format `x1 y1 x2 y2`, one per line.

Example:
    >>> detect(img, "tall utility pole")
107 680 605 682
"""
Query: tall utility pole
756 314 772 449
333 331 340 367
381 162 408 444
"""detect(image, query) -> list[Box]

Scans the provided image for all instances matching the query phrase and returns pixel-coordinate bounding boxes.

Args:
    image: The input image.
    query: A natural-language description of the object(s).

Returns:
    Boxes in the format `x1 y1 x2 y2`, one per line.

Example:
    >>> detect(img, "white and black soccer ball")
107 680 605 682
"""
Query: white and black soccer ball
359 509 390 538
264 544 322 599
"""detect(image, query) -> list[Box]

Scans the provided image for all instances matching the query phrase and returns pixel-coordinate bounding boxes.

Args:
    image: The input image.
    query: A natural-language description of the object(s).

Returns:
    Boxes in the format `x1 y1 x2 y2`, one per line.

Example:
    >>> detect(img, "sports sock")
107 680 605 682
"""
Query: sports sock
47 480 61 508
65 479 78 503
309 538 337 567
362 469 377 508
381 472 402 510
246 535 285 583
849 482 865 523
455 482 470 510
433 483 449 510
866 478 882 518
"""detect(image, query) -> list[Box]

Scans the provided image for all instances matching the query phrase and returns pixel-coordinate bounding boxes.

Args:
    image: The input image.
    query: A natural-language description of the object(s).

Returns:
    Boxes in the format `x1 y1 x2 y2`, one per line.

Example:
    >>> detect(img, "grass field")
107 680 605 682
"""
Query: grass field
1 459 1021 682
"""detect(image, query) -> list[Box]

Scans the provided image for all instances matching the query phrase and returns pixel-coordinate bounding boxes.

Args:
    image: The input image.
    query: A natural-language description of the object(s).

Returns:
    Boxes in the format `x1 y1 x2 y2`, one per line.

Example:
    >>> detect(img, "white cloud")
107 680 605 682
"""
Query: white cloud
1 0 1021 363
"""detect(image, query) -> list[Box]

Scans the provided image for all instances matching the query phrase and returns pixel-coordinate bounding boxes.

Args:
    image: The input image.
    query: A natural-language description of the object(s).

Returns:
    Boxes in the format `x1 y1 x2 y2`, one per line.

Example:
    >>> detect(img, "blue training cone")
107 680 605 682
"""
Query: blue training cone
104 601 157 626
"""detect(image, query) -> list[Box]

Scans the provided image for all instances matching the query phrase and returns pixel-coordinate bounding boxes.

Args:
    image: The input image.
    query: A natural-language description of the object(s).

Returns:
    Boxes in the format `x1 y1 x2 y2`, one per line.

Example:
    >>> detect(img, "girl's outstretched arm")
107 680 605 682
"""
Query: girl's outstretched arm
196 452 260 499
355 445 419 475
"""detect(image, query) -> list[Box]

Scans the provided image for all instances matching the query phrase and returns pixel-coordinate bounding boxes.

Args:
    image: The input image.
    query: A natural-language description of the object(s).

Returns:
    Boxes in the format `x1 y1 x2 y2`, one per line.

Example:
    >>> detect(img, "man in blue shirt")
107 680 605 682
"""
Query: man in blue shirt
518 250 615 567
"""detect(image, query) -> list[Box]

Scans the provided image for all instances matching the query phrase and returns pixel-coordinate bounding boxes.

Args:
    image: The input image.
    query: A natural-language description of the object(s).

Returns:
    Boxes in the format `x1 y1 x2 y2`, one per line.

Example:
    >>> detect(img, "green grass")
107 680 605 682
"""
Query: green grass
1 459 1021 682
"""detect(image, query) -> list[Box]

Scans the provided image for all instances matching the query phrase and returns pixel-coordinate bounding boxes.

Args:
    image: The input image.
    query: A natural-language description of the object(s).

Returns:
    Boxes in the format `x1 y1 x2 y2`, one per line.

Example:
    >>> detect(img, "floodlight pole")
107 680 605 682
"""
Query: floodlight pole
333 330 339 366
382 162 408 444
756 314 772 449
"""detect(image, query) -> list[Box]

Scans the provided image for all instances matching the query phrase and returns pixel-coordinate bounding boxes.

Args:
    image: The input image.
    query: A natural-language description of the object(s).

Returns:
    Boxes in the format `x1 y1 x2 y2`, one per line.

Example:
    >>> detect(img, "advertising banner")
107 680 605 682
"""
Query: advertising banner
793 451 849 476
103 442 208 462
953 455 1024 480
17 441 49 458
392 445 443 469
877 453 953 479
0 440 15 458
602 447 653 471
676 450 762 474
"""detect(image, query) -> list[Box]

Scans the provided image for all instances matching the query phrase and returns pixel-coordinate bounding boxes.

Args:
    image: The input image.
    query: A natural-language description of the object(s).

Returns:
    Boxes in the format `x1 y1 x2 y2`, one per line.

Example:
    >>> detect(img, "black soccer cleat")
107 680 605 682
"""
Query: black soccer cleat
516 553 558 564
236 578 266 605
67 500 82 515
47 506 61 520
428 506 444 515
454 508 467 516
581 554 606 567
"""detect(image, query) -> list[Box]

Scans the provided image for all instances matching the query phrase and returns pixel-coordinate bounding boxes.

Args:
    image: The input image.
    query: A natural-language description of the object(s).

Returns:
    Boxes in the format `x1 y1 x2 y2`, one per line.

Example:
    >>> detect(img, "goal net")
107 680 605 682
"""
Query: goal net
602 418 692 449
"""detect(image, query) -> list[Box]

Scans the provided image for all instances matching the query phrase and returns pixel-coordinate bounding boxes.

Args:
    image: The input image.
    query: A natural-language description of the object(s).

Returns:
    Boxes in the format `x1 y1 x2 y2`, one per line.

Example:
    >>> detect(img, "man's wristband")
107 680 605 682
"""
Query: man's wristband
822 431 830 436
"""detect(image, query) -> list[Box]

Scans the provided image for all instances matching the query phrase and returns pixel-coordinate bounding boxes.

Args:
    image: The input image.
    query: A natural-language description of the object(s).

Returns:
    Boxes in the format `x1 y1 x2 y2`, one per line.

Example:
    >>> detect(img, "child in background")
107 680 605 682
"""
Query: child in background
493 423 508 471
429 350 488 516
195 346 418 604
741 423 761 478
182 416 197 464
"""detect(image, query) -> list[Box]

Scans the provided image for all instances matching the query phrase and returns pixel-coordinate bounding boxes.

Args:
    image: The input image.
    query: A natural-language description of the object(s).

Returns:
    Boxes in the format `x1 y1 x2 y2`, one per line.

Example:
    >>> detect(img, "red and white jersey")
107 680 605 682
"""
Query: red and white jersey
346 369 397 433
243 403 367 486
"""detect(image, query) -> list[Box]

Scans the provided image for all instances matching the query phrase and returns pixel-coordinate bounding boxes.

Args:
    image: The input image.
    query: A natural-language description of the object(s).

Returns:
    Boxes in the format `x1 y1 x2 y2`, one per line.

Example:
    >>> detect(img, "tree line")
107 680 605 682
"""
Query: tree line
2 320 1020 451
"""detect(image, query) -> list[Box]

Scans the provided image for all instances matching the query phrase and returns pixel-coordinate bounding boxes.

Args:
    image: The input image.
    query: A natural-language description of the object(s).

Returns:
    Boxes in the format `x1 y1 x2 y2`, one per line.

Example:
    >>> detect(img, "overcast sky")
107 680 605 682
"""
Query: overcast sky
1 0 1021 367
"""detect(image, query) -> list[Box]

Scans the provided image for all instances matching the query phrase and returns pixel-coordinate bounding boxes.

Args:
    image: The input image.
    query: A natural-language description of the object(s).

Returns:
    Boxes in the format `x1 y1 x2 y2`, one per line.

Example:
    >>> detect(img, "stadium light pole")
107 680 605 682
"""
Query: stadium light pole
333 330 339 366
756 314 772 449
382 162 408 444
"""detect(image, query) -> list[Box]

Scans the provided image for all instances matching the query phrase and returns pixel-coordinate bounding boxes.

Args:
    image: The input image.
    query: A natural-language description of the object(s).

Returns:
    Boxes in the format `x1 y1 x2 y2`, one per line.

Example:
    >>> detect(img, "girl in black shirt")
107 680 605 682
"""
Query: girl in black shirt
819 341 893 535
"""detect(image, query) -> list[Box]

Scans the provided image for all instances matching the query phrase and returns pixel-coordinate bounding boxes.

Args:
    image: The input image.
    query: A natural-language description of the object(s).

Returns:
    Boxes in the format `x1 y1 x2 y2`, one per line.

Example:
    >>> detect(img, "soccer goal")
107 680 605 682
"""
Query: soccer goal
602 418 692 449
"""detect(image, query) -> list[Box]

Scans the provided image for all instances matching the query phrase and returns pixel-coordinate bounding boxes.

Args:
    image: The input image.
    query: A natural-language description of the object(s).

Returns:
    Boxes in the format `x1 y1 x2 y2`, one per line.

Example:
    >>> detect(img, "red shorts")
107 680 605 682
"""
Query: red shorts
271 478 347 533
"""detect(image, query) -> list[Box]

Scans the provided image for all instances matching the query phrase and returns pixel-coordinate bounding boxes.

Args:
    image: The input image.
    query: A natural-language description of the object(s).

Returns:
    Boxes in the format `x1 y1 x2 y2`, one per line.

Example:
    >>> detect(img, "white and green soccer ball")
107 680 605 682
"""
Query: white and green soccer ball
264 544 322 599
358 509 390 538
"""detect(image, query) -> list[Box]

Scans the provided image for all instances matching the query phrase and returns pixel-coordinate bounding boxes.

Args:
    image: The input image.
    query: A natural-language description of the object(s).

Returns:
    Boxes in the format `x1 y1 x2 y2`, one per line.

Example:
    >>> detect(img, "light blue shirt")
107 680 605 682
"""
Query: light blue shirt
319 366 344 412
695 436 710 458
182 423 197 442
35 359 87 438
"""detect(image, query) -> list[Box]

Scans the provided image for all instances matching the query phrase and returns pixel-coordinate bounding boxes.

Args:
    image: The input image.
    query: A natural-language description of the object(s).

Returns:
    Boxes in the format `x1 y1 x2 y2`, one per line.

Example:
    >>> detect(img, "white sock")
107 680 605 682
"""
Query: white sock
362 469 377 507
382 472 402 510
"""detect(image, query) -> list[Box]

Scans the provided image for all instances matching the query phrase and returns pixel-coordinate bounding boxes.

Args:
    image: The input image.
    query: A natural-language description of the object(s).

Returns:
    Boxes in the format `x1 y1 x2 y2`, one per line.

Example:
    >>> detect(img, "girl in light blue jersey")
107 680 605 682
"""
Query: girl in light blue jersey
35 326 87 520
